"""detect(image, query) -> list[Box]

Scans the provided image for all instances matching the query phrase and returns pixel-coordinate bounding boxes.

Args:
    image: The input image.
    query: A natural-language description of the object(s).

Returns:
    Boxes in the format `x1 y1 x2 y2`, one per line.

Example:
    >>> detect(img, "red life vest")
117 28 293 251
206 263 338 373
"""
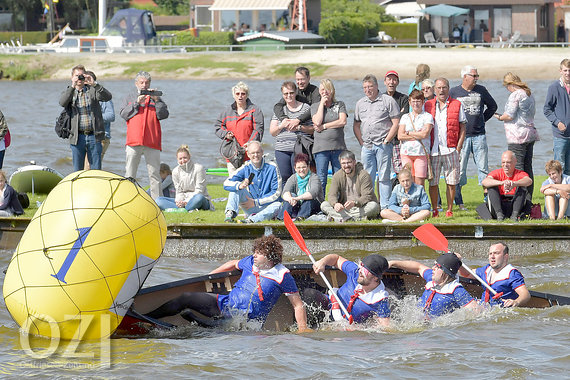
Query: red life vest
425 97 461 150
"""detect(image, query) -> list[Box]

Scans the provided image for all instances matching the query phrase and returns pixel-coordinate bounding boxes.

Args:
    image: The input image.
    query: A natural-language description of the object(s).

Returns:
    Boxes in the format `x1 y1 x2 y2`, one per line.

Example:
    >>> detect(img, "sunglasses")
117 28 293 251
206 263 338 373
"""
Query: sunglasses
433 262 443 270
466 74 480 78
358 261 371 277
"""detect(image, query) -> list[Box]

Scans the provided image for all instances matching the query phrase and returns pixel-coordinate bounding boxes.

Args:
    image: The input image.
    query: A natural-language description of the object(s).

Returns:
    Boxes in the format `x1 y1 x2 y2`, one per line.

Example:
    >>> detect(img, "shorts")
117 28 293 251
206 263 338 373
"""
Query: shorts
401 154 428 179
429 151 460 186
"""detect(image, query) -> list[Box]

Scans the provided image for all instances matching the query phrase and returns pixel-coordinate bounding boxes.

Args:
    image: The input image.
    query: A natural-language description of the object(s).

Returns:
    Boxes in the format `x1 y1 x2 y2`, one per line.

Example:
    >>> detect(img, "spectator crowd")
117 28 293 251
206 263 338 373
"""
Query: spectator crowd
4 60 570 222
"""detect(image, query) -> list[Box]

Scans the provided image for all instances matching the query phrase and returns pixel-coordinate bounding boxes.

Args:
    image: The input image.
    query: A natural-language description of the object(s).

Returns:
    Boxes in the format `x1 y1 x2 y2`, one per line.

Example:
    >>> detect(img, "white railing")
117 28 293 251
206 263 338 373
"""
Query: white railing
3 41 570 54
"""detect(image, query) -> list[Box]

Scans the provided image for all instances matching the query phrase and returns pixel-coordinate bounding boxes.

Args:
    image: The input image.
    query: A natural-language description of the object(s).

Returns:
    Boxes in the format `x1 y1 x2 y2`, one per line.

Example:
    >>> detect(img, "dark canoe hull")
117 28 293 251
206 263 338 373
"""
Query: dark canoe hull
112 264 570 338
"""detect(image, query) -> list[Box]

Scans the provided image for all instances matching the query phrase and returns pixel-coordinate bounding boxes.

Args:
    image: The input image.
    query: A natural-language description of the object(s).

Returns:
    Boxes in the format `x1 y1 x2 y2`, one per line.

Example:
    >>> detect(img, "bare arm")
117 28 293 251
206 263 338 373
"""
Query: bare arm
313 254 347 275
388 260 429 276
288 293 310 332
385 118 400 144
481 175 503 188
209 259 240 274
494 112 513 122
502 285 531 307
323 112 347 129
456 122 466 154
514 175 533 188
540 182 570 198
463 299 483 313
269 118 284 137
376 317 390 329
311 100 326 126
353 120 363 146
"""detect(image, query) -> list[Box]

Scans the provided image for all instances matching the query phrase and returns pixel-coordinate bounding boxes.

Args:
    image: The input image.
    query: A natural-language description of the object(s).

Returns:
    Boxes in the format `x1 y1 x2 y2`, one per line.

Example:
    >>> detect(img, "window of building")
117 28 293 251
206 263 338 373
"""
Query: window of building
493 8 512 38
196 5 212 29
539 6 547 28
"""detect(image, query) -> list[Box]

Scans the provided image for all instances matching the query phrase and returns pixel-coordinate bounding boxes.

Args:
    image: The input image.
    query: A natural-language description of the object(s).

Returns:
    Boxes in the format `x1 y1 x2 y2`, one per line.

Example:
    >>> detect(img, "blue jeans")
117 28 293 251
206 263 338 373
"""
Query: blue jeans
277 197 321 220
315 150 342 197
275 150 295 185
156 194 210 211
455 134 488 205
225 188 280 222
361 143 392 209
71 134 101 171
553 136 570 176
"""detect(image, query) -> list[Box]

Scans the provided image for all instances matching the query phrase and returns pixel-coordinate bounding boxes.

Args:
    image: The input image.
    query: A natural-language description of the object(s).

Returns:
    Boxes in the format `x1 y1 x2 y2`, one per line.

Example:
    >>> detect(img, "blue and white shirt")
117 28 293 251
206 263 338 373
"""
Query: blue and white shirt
217 255 299 322
419 268 475 318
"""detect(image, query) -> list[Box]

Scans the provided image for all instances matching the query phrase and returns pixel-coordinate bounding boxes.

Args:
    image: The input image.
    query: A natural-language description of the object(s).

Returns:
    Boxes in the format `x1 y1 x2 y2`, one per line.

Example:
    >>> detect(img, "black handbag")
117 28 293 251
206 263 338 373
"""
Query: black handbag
220 138 246 168
55 104 72 139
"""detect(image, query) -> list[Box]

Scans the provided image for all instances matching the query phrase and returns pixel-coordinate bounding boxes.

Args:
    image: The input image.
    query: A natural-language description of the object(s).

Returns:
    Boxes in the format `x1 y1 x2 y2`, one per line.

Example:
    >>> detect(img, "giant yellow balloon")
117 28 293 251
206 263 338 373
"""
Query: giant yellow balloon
3 170 167 340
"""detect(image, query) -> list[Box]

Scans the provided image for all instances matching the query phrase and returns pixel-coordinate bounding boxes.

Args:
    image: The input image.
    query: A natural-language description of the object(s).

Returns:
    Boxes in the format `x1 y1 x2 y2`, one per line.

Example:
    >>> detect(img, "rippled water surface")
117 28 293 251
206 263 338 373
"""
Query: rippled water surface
1 247 568 379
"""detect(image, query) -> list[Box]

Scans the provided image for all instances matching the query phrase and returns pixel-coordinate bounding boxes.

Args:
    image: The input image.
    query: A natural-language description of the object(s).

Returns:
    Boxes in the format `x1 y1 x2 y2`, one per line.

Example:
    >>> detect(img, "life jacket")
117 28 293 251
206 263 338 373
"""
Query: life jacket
425 97 461 150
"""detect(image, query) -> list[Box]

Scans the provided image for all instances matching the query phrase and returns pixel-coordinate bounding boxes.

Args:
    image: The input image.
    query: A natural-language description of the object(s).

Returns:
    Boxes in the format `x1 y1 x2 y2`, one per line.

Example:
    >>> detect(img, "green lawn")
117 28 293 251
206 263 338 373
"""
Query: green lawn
21 175 567 224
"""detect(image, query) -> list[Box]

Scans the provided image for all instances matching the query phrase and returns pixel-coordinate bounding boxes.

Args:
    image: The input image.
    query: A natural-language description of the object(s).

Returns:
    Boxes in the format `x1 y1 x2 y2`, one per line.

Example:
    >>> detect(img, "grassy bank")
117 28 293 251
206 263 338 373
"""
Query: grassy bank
20 174 569 225
0 54 330 81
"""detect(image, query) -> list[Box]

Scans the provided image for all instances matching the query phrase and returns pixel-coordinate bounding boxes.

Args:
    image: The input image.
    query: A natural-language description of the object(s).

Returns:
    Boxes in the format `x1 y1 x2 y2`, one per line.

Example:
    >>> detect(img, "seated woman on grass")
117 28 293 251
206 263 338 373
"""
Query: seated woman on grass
155 145 213 212
380 165 431 223
277 153 323 221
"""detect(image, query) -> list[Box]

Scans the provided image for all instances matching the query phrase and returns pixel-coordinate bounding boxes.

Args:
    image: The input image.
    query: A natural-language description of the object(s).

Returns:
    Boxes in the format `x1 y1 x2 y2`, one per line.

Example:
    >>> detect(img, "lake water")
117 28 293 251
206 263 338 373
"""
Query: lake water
0 79 568 378
0 247 568 378
0 78 558 186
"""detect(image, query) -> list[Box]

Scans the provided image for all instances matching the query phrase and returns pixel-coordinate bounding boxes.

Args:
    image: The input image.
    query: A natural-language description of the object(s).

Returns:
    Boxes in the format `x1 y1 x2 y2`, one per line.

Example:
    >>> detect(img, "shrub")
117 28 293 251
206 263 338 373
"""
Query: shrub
319 14 380 44
163 31 235 46
0 31 51 45
380 22 417 41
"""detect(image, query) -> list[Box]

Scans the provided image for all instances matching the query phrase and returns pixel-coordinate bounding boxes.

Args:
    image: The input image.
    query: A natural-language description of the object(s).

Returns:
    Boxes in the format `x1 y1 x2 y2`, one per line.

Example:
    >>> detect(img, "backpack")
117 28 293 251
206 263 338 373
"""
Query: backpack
55 105 72 139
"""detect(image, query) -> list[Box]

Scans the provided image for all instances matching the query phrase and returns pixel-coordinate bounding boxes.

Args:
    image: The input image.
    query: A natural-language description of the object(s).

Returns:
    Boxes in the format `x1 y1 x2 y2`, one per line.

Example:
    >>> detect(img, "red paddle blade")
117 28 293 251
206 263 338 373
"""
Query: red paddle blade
412 224 449 252
283 211 311 256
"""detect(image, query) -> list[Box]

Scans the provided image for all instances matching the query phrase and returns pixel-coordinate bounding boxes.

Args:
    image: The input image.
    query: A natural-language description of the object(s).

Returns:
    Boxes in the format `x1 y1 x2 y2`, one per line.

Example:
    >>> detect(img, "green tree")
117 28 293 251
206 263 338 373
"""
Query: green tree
152 0 187 15
319 0 395 43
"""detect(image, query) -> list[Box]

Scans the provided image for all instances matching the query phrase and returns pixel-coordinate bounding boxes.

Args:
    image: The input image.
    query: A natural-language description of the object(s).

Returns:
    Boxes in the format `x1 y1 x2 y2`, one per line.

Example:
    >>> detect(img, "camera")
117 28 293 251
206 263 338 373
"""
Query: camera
139 89 163 96
77 74 85 80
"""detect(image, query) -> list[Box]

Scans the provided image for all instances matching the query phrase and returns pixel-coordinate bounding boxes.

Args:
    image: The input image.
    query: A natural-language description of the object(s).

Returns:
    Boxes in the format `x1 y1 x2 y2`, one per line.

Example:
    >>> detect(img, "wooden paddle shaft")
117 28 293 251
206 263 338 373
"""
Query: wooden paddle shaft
305 251 352 322
461 264 498 295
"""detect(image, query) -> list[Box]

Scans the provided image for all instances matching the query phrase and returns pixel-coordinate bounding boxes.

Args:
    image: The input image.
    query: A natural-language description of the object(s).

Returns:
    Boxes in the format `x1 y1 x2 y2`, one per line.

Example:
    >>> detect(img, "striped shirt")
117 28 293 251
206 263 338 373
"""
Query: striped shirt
272 102 312 152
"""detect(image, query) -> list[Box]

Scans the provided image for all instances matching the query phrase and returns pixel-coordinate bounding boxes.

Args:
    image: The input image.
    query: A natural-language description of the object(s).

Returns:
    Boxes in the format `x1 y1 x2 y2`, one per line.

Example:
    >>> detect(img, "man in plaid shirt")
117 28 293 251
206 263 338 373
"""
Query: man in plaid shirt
59 65 112 171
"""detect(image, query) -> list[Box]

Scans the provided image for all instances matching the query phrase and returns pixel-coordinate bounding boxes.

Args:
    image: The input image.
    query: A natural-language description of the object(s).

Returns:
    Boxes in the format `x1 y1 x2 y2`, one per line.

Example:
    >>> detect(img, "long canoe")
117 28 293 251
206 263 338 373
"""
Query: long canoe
112 264 570 338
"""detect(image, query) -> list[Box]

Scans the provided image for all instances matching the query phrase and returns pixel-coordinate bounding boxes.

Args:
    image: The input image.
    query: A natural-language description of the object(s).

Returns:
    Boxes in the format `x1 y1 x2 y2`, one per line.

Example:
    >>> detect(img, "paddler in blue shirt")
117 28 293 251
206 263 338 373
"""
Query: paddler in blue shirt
146 235 310 332
389 253 481 319
303 253 391 327
457 242 531 307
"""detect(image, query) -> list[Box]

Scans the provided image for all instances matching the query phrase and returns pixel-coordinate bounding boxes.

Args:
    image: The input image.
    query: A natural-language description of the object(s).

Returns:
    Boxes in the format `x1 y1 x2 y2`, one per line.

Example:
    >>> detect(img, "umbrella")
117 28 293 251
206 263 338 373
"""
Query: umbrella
398 17 419 24
420 4 469 18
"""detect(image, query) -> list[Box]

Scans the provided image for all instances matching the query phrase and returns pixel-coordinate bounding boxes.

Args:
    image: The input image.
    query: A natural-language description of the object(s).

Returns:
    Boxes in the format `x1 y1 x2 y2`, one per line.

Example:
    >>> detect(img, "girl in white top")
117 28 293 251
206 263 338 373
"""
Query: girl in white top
397 90 434 187
155 145 212 212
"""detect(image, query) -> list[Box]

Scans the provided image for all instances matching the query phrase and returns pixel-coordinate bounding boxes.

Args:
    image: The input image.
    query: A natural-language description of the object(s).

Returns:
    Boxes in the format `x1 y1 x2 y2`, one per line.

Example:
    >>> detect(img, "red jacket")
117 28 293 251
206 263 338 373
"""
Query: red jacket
215 99 264 161
425 97 461 149
121 92 169 151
